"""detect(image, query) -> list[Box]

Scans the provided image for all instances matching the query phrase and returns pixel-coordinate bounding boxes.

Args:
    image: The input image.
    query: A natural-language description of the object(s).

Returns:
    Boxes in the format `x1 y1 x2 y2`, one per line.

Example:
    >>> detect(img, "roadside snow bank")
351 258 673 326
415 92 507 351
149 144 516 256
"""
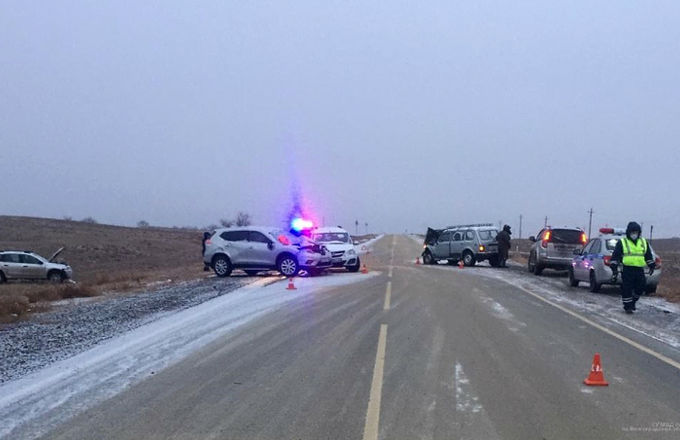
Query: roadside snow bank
355 234 385 255
0 272 378 440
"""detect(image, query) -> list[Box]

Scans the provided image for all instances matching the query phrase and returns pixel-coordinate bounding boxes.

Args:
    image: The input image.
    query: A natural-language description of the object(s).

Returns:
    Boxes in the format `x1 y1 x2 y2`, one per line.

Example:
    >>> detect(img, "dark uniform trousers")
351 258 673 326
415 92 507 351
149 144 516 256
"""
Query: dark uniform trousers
621 266 646 310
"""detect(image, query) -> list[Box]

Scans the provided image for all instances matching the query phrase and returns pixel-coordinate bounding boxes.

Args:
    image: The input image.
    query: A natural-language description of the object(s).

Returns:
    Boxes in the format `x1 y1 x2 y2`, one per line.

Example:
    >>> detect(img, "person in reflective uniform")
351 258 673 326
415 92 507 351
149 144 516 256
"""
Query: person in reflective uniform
610 222 655 314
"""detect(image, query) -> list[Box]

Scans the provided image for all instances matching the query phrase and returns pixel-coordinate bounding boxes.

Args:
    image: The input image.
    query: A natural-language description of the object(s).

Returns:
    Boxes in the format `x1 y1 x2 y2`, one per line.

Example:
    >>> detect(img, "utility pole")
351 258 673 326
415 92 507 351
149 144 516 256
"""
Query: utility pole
355 219 359 235
650 225 654 241
587 208 594 239
519 214 523 239
544 216 548 228
365 222 368 234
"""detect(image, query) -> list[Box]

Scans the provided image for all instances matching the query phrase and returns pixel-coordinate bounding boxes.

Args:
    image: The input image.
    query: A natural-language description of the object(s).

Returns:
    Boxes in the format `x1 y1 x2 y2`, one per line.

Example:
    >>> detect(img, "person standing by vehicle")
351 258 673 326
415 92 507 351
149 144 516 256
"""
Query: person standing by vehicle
495 225 512 268
202 231 212 272
610 222 655 314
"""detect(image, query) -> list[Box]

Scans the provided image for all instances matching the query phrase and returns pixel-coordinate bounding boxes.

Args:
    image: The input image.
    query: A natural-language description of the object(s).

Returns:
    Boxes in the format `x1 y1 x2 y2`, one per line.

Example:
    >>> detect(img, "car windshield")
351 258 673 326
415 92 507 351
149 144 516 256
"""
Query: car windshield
550 229 583 244
313 232 349 243
478 230 499 240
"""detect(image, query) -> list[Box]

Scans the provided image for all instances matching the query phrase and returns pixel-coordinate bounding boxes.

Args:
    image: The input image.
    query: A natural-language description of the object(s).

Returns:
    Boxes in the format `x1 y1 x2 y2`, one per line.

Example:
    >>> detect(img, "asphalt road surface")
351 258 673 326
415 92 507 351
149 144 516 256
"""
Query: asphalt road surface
41 236 680 439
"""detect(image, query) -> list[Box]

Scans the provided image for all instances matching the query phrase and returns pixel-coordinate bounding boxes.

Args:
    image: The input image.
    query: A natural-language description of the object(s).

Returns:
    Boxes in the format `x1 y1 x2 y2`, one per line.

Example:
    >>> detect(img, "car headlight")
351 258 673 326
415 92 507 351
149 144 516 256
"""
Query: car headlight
347 249 356 256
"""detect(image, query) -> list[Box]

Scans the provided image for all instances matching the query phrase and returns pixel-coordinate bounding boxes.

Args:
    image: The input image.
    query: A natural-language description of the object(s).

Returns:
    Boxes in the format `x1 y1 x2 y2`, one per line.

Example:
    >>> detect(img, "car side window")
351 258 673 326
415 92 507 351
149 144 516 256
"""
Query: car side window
582 241 594 254
465 231 474 241
20 255 42 265
439 231 452 242
453 232 463 241
589 239 601 254
248 231 271 244
221 231 248 241
3 254 22 263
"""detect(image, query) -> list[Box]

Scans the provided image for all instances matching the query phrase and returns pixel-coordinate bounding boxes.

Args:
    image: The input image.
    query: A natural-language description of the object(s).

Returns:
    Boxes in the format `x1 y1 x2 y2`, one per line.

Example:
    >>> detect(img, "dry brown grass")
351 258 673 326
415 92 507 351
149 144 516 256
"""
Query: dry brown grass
0 216 211 323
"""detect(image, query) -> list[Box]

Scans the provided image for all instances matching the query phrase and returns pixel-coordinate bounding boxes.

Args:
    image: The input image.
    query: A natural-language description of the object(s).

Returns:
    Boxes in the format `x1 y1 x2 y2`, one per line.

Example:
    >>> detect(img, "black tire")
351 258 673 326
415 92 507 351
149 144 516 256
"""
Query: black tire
212 255 233 278
528 253 535 273
462 251 476 267
347 258 361 273
589 271 601 293
422 251 435 265
533 264 544 276
489 256 500 267
529 253 544 275
568 268 579 287
244 270 260 276
48 270 65 283
0 271 6 283
277 254 299 277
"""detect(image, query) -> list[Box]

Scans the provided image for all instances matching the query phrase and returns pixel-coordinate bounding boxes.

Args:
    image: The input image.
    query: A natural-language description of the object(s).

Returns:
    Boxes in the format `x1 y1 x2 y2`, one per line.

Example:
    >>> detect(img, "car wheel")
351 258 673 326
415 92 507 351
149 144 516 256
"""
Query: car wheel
423 251 435 265
277 255 299 277
244 270 260 276
528 253 536 273
347 258 361 273
589 271 601 293
0 271 6 283
568 268 579 287
213 256 232 278
462 251 475 267
48 270 64 283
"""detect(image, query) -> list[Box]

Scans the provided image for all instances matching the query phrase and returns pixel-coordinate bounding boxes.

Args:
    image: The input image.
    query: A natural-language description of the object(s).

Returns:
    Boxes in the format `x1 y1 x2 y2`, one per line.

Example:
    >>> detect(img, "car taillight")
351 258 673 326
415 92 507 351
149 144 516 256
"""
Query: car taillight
580 233 587 244
479 245 485 252
205 239 212 246
603 256 611 266
541 231 551 248
655 256 662 268
277 234 291 246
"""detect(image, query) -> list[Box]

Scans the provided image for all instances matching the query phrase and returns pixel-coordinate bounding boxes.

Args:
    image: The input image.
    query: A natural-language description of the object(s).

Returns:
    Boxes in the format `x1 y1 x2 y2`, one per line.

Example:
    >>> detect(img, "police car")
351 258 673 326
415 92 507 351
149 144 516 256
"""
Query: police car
569 227 662 293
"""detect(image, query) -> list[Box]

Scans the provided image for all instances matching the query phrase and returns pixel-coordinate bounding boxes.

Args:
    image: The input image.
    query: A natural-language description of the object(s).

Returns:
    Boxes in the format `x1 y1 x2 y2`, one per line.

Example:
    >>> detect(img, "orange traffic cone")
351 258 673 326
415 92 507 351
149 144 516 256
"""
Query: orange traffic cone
583 353 609 386
416 257 421 265
286 278 297 290
458 260 464 269
361 263 369 274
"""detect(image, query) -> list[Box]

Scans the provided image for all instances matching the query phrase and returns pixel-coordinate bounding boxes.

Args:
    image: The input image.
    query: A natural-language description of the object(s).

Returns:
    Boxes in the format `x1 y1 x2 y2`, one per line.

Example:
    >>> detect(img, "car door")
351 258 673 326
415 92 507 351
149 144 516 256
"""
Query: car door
586 239 603 281
433 231 452 258
219 230 249 265
450 231 464 259
246 231 275 267
20 254 46 279
573 240 593 280
462 230 475 255
1 253 23 279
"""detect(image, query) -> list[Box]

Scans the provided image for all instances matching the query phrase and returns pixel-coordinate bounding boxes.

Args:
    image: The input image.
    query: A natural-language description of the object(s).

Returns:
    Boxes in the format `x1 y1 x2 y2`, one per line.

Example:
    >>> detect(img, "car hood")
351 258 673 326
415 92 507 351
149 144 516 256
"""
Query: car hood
50 247 65 262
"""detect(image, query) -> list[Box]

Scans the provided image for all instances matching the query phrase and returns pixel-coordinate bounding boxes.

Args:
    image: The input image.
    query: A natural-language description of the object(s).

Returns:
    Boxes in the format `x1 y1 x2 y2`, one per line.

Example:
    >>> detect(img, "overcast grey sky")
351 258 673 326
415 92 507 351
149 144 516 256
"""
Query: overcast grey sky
2 1 679 236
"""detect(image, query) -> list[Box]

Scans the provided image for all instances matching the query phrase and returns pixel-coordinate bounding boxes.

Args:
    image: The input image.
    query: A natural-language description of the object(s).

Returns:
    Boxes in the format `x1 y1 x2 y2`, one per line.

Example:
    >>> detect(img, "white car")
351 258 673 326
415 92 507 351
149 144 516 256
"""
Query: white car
312 227 361 272
0 248 73 283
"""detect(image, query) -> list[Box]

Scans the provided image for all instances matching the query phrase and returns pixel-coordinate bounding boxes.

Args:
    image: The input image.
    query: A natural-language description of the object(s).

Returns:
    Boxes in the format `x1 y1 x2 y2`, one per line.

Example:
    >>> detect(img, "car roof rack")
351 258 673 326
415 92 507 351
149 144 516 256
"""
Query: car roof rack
445 223 495 229
0 250 33 253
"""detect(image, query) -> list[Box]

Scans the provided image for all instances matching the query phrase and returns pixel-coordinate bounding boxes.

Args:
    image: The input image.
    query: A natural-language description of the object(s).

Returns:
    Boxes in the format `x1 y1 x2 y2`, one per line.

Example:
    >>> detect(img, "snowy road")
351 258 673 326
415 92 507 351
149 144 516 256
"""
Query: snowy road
2 235 680 439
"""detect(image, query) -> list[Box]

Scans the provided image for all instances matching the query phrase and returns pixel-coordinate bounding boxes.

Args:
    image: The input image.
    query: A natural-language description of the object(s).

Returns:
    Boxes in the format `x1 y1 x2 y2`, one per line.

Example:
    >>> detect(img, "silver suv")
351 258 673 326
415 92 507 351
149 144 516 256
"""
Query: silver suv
203 227 332 277
422 224 501 267
528 227 586 275
0 248 73 283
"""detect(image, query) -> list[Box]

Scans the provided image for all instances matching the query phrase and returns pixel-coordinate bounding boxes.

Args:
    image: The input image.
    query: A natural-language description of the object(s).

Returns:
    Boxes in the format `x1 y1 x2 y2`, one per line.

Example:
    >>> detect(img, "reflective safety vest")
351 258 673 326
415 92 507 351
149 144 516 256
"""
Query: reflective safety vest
621 237 648 267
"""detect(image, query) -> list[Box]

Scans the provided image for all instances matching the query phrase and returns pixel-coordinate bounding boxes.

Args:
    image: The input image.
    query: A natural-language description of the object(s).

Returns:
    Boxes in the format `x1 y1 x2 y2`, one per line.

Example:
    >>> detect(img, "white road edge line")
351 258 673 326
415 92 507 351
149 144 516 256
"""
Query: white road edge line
508 283 680 371
363 324 388 440
384 281 392 311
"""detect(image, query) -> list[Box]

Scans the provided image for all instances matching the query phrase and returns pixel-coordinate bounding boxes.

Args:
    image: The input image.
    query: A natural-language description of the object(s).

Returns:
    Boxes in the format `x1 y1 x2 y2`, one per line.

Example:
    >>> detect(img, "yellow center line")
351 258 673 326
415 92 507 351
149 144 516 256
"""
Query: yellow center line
362 324 388 440
383 281 392 311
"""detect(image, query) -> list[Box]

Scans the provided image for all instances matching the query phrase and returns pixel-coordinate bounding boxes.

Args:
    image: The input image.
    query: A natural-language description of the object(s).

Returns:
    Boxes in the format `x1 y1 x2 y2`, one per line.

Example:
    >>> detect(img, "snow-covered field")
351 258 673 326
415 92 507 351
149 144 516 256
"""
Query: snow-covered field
0 271 379 439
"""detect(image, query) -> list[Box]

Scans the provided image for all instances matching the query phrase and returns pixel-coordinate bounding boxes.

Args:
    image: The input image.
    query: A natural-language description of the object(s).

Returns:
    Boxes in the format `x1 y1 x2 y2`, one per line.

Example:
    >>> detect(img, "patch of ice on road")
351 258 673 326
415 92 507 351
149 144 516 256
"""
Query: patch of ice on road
454 363 483 413
446 265 680 350
0 272 378 440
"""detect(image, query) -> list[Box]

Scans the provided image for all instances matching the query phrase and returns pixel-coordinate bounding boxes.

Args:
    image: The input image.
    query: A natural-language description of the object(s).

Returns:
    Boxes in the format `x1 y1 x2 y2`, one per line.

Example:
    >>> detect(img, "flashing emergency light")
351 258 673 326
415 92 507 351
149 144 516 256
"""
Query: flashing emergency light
291 217 314 232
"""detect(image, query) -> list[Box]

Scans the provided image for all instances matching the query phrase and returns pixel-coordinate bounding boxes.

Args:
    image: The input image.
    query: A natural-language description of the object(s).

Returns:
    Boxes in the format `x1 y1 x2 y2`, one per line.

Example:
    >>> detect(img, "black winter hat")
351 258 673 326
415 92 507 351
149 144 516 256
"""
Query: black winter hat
626 222 642 236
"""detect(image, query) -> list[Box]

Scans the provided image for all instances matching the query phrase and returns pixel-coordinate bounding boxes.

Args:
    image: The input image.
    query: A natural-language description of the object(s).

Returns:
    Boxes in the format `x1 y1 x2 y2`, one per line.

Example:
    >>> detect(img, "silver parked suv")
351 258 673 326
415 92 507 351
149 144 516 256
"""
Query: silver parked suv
422 224 501 267
203 227 332 277
528 227 587 275
0 248 73 283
